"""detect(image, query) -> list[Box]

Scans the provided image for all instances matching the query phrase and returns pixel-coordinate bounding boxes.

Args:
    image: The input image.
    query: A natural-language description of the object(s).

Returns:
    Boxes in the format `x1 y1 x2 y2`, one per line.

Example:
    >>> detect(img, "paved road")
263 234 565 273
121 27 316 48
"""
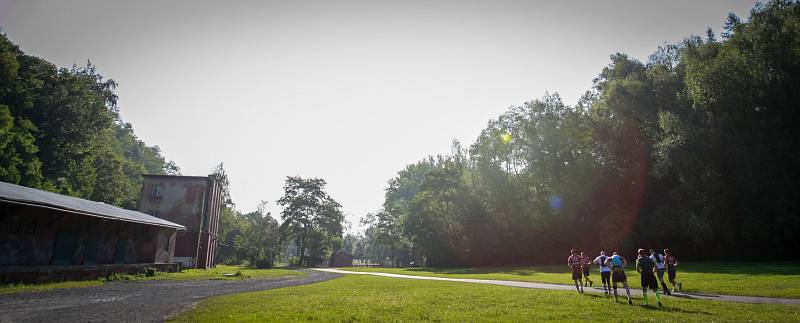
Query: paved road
316 268 800 305
0 269 341 323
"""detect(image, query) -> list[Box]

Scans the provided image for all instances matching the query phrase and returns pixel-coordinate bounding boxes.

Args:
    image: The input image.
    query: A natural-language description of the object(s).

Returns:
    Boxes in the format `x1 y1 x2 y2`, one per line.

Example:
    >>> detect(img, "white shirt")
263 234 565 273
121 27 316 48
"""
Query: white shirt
650 254 666 270
594 255 611 272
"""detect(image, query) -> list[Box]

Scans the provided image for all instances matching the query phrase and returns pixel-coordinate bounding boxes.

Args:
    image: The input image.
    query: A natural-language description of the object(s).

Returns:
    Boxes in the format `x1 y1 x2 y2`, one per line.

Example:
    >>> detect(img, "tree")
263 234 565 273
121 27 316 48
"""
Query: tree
277 176 344 267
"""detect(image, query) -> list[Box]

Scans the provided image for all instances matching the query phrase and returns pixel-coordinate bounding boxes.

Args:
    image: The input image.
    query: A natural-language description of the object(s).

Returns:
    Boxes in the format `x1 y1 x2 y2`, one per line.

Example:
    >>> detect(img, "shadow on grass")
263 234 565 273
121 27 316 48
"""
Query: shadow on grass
407 265 567 276
580 293 714 316
680 262 800 276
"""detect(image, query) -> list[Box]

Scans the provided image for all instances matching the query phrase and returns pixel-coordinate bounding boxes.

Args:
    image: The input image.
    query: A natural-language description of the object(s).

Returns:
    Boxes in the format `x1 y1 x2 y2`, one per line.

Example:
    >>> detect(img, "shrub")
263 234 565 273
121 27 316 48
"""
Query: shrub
143 267 157 277
255 259 272 269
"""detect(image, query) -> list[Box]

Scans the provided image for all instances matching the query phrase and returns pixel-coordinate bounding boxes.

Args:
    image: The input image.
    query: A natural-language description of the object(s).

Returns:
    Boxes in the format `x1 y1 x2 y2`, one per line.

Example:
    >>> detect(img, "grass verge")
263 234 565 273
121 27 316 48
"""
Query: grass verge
0 265 303 294
170 274 800 322
341 262 800 299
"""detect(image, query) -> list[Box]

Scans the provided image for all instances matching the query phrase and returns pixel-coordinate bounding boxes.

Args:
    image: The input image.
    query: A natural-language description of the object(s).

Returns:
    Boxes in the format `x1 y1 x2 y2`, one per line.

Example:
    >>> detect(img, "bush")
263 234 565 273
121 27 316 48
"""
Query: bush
104 272 133 281
255 259 272 269
288 256 300 267
143 267 157 277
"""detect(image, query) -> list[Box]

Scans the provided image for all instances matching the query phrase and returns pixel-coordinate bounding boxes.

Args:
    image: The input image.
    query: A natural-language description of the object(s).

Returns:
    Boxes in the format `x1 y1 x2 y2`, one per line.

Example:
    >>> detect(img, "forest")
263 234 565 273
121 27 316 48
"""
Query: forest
0 32 179 209
351 1 800 266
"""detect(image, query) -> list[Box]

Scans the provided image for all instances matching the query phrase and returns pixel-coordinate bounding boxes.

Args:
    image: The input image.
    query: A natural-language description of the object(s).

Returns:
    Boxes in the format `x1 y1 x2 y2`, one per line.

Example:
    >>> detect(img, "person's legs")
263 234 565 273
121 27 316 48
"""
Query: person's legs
601 271 611 295
656 269 670 295
622 281 632 304
572 269 583 293
583 268 593 287
668 269 679 291
649 275 663 307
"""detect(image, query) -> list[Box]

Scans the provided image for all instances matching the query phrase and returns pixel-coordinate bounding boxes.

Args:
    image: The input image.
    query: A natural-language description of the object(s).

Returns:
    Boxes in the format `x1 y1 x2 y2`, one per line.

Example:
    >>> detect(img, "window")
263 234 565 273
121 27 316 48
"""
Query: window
151 185 162 198
163 233 170 251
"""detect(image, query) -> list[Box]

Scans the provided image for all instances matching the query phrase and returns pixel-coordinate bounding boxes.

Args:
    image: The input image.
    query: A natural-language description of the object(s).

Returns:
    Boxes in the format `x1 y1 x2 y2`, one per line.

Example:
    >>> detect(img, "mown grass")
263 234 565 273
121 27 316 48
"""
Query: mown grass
147 265 303 280
170 274 800 322
342 262 800 298
0 265 302 294
0 280 103 295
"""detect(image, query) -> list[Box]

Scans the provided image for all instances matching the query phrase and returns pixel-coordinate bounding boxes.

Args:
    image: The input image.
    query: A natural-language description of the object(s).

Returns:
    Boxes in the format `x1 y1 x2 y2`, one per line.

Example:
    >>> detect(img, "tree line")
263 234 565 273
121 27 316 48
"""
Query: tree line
357 1 800 266
213 165 344 268
0 32 179 209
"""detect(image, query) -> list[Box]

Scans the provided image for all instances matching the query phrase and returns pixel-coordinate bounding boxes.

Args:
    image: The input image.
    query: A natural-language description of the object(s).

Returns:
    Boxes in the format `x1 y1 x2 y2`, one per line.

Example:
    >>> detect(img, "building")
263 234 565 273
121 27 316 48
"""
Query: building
329 250 354 267
138 175 222 269
0 181 185 284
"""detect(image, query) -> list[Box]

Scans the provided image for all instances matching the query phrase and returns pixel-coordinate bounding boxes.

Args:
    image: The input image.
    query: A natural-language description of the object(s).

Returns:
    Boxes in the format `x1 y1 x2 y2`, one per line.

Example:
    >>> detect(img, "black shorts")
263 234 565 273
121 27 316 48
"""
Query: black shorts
668 268 677 280
582 267 590 277
601 271 611 283
641 273 658 290
572 268 582 280
611 268 626 284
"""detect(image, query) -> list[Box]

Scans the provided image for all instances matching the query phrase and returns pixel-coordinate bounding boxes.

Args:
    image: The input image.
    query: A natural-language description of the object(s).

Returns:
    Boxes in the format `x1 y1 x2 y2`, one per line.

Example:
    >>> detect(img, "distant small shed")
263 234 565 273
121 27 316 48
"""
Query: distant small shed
329 250 353 267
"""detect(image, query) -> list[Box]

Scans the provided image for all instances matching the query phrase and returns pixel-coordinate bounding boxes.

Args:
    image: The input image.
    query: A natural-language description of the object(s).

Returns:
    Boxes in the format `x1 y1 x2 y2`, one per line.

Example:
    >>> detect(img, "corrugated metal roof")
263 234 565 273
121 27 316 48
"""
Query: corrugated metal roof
0 181 185 230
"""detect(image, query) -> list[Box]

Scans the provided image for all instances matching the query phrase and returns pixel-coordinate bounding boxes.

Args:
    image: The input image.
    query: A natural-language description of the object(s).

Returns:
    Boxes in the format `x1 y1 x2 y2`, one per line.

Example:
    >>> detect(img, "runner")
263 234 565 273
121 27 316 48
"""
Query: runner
580 251 594 287
593 251 611 296
650 248 671 295
567 249 584 293
605 251 632 304
637 248 663 307
664 248 683 292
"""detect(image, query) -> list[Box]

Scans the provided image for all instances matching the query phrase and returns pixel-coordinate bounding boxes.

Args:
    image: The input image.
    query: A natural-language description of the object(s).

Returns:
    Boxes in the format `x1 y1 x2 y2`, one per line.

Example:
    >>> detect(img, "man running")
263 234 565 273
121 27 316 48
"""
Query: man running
664 248 682 292
650 249 671 295
593 251 611 296
567 249 584 293
637 249 663 307
580 251 594 287
605 251 632 304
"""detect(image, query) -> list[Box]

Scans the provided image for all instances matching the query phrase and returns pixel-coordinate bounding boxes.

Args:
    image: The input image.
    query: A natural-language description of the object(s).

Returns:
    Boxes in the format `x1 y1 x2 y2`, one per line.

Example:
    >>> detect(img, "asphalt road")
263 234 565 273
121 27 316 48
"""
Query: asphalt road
0 269 340 323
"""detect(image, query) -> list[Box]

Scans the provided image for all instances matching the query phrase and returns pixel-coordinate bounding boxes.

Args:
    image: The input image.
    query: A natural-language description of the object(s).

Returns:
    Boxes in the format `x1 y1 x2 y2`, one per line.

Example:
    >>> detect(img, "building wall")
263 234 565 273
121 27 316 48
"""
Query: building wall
139 175 221 269
0 202 177 267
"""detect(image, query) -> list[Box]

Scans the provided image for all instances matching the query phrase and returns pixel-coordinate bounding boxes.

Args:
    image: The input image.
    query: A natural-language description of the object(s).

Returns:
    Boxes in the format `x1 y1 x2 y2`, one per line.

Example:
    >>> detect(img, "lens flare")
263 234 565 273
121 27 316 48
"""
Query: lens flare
501 132 512 144
549 195 563 210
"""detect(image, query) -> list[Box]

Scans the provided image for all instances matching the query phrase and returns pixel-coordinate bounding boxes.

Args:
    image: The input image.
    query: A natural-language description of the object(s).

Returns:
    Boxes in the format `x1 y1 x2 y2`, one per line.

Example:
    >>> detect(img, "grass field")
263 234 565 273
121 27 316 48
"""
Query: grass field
148 265 303 280
342 262 800 298
170 274 800 322
0 265 302 294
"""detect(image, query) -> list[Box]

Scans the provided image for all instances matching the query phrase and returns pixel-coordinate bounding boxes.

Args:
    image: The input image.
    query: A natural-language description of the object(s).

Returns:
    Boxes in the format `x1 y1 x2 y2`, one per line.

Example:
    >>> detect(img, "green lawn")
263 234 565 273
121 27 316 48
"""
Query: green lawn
148 265 303 280
170 274 800 322
0 280 104 295
341 262 800 298
0 265 303 294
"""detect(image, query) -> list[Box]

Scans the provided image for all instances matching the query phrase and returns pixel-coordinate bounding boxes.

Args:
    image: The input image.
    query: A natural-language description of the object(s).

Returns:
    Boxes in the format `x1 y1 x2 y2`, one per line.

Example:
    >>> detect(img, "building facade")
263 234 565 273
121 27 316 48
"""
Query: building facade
0 181 184 283
138 175 222 269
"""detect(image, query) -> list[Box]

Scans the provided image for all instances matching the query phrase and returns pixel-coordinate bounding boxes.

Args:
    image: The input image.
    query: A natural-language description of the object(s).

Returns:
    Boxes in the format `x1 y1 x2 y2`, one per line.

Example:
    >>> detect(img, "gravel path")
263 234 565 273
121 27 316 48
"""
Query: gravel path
316 268 800 305
0 269 341 323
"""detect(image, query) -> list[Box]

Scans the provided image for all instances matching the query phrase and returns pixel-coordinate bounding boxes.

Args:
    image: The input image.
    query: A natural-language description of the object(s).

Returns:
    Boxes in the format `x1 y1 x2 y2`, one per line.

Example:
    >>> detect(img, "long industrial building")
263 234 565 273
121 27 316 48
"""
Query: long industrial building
0 181 185 283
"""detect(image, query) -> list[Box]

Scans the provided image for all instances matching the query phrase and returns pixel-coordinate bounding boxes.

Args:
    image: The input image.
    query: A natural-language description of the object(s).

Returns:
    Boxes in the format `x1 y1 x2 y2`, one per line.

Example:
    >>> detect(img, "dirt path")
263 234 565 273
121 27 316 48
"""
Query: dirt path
0 269 341 323
315 268 800 305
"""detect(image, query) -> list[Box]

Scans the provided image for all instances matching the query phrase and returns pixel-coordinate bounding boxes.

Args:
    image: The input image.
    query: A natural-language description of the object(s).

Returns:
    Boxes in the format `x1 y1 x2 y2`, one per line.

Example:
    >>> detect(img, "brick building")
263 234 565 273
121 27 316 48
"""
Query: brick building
138 175 222 269
0 181 184 283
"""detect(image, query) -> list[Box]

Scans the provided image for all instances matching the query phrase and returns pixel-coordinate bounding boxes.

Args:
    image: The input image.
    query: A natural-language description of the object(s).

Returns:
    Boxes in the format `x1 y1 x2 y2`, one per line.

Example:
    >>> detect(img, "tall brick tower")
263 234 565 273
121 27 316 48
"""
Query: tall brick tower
138 175 222 269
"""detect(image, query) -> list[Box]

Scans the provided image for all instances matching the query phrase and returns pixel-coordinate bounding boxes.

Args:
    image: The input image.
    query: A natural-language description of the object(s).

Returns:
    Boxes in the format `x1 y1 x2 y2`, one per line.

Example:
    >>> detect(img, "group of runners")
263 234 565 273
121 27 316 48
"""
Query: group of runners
567 248 683 306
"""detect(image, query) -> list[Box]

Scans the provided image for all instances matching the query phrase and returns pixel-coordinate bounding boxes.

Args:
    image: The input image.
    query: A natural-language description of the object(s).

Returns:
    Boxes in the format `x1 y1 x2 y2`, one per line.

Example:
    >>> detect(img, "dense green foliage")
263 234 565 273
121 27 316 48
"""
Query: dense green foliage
278 176 345 267
0 32 178 208
171 274 800 322
343 262 800 299
364 1 800 265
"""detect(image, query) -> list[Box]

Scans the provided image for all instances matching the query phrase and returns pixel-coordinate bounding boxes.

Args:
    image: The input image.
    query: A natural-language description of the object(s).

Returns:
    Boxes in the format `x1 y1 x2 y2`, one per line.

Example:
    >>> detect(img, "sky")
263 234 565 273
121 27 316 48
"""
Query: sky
0 0 756 231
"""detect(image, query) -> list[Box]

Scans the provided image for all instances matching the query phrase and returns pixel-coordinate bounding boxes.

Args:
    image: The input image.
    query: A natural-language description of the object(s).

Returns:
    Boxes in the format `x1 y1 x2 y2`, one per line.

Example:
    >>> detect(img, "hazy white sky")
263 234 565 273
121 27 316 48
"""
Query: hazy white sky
0 0 755 230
